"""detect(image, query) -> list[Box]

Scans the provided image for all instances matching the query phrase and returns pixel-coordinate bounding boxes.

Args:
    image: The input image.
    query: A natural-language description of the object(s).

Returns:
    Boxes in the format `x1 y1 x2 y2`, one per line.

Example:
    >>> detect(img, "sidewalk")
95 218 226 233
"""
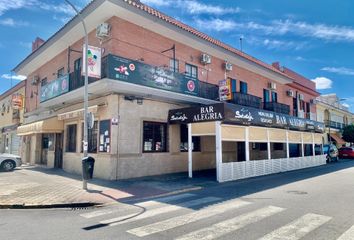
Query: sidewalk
0 165 216 208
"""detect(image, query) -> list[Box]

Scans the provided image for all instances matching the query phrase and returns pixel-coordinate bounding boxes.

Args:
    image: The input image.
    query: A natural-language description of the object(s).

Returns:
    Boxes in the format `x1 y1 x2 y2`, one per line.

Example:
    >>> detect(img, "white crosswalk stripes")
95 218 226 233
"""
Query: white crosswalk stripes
127 199 251 237
258 213 332 240
337 225 354 240
80 193 195 218
175 206 285 240
100 196 220 226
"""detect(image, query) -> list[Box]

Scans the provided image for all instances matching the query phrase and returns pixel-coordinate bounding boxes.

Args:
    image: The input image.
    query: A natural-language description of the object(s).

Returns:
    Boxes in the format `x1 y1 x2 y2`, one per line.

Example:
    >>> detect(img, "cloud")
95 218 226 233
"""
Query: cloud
1 74 26 81
311 77 333 90
0 18 29 27
194 18 237 32
0 0 37 15
342 103 350 108
321 67 354 76
140 0 171 7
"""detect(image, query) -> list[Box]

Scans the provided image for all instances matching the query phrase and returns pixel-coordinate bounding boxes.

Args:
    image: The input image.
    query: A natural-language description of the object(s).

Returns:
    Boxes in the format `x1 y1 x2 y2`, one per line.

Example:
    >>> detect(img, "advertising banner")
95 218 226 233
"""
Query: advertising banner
11 94 23 109
107 54 199 96
219 78 232 101
82 45 101 78
40 74 69 102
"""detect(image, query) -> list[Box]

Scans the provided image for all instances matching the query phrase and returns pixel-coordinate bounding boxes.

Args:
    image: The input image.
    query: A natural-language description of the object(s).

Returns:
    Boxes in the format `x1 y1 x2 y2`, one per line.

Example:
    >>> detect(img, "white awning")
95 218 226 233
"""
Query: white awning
17 118 63 136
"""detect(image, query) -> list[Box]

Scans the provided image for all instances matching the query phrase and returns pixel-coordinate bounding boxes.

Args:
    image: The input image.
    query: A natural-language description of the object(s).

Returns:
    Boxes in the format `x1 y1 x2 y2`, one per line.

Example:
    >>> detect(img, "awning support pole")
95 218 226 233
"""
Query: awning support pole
215 121 222 182
267 129 271 160
187 123 193 178
245 127 250 161
286 130 290 158
301 133 305 157
312 133 316 156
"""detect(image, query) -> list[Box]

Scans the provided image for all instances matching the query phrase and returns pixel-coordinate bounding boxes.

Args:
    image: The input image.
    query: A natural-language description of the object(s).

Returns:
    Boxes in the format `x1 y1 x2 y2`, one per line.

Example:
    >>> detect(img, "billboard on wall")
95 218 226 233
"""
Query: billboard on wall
11 94 23 109
219 78 232 101
40 74 69 102
82 45 101 78
107 54 199 96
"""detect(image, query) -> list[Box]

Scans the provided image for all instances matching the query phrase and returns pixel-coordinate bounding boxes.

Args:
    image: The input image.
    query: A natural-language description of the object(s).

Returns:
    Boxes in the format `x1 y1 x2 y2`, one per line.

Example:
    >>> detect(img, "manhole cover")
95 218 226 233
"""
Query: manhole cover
286 190 308 195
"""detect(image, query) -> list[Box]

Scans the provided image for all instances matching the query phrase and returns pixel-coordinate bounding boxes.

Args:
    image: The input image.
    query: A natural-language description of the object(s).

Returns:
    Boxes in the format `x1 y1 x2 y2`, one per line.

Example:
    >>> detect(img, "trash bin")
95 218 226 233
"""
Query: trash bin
82 156 95 180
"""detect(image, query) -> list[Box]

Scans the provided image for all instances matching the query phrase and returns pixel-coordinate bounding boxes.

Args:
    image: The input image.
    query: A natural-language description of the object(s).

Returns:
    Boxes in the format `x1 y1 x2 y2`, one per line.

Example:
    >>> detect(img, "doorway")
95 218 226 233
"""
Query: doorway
54 133 63 168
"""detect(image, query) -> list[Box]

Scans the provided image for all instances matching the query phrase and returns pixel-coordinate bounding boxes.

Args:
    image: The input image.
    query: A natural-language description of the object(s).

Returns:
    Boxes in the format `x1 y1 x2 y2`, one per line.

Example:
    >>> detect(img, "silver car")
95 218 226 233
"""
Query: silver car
0 154 22 171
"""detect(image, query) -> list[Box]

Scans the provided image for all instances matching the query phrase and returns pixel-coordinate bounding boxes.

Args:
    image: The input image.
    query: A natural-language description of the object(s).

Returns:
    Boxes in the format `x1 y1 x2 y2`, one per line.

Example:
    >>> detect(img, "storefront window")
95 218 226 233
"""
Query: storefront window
180 124 200 152
66 124 77 152
143 121 167 152
81 121 98 153
289 143 302 158
304 144 313 156
271 142 287 159
99 120 111 153
250 142 268 160
315 144 323 155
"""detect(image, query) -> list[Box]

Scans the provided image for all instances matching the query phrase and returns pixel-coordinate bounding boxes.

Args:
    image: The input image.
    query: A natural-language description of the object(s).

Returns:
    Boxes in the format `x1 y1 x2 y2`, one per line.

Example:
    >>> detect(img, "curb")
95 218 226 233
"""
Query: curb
0 202 100 209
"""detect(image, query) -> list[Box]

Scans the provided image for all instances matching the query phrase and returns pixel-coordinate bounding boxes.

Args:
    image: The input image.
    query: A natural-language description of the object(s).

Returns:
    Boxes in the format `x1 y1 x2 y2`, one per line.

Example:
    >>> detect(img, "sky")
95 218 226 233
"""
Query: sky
1 0 354 110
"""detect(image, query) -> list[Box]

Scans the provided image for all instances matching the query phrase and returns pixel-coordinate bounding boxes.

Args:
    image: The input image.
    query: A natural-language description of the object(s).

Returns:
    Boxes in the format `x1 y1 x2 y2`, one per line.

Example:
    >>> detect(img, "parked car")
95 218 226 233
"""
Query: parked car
338 147 354 159
323 144 339 163
0 154 22 171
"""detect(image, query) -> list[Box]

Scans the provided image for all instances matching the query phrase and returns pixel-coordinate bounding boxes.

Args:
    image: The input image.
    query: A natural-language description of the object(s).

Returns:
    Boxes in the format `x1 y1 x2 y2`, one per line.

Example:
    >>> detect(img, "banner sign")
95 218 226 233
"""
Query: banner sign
40 74 69 102
83 45 101 78
107 54 199 96
219 78 232 101
11 94 23 109
168 103 325 133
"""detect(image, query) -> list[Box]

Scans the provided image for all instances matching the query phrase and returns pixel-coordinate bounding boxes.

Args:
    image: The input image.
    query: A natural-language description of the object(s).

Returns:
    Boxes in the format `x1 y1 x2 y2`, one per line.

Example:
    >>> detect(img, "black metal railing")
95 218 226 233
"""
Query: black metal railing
263 102 290 115
231 92 262 109
198 81 219 100
324 120 347 130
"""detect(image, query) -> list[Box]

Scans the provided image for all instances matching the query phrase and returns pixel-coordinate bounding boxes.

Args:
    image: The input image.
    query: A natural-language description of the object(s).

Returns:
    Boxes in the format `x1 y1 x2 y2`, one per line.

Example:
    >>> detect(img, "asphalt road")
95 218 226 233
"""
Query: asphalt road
2 160 354 240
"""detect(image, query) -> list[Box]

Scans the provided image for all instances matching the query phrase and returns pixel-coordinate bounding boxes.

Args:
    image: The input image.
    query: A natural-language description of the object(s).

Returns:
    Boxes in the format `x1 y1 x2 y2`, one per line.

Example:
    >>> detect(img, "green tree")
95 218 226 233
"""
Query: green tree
342 124 354 143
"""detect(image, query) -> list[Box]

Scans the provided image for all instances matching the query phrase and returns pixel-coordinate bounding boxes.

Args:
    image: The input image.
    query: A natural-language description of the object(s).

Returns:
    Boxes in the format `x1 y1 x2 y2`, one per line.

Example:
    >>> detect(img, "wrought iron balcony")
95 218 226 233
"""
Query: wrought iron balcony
198 81 219 101
231 92 262 109
324 120 347 130
263 102 290 115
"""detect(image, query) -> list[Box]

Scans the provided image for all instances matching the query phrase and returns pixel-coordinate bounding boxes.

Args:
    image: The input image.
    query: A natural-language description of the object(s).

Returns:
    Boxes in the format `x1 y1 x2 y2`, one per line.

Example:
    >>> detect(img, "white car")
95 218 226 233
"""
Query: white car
0 153 22 171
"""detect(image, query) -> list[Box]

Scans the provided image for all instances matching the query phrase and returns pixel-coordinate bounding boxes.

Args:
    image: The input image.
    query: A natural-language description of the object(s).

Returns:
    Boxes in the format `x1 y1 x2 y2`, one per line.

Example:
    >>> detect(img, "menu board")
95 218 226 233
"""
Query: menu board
99 120 111 153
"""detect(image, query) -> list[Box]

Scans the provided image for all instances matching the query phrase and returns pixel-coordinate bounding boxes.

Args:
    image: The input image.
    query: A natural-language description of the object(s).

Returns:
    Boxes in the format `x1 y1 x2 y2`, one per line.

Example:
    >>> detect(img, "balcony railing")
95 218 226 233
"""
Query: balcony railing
198 81 218 101
263 102 290 115
231 92 262 109
324 120 347 130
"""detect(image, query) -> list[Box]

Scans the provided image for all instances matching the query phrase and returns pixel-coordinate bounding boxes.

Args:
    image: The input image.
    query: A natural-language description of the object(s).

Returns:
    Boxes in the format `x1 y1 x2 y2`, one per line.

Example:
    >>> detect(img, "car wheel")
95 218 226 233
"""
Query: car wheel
1 160 16 171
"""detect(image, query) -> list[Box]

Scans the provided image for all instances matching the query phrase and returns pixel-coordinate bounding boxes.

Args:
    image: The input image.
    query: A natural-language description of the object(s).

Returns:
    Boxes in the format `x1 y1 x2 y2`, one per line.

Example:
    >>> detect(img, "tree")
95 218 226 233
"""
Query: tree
342 124 354 143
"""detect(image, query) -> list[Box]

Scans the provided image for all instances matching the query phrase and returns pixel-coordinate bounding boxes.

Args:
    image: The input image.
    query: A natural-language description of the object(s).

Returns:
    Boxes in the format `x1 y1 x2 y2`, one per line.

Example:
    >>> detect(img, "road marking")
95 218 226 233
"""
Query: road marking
176 206 285 240
80 193 195 218
337 225 354 240
127 199 251 237
101 197 220 226
258 213 332 240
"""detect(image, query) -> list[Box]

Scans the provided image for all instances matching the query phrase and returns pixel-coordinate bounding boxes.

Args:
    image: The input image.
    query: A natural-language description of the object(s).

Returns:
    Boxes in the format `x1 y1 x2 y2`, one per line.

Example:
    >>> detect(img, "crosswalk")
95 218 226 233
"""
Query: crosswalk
79 193 354 240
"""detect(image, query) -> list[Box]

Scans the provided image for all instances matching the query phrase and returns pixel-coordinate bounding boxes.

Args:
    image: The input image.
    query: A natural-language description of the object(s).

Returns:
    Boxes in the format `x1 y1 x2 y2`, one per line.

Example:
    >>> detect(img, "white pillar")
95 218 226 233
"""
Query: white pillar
286 130 290 158
245 127 250 161
312 133 316 156
301 132 304 157
267 129 271 160
215 121 222 182
187 123 193 178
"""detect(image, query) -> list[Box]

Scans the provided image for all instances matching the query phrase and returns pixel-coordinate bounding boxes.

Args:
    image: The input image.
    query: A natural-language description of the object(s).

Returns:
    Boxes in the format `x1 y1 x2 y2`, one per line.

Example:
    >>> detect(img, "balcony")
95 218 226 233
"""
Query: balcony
263 102 290 115
324 120 347 130
231 92 262 109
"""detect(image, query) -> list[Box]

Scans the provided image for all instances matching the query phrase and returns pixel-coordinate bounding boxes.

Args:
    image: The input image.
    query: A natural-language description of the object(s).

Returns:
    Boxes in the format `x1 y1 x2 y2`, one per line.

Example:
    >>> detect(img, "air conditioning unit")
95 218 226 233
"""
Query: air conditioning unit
286 90 294 97
268 82 276 90
224 61 233 71
200 53 211 64
31 75 39 85
299 94 304 100
96 23 111 39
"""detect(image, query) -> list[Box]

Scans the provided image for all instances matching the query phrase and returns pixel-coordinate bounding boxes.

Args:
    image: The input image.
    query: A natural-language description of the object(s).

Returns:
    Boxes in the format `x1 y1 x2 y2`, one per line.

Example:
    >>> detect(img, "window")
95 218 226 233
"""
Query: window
272 91 278 103
240 81 248 94
315 144 323 155
66 124 77 152
252 142 268 151
57 67 65 78
263 89 270 102
289 143 302 158
41 77 47 87
81 121 98 153
185 63 198 79
180 124 200 152
304 144 313 156
169 59 179 72
273 143 284 151
99 120 111 153
143 121 167 152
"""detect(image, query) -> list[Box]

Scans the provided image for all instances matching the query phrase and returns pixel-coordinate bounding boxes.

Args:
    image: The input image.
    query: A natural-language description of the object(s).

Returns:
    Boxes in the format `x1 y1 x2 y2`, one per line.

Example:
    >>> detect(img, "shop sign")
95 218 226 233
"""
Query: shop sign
40 74 69 102
219 78 232 101
82 45 101 78
107 54 199 96
168 103 224 124
11 94 23 109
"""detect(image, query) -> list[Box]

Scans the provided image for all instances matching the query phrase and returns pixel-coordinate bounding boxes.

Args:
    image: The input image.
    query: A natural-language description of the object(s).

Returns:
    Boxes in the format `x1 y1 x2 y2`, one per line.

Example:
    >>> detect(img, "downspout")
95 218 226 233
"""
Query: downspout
115 94 120 180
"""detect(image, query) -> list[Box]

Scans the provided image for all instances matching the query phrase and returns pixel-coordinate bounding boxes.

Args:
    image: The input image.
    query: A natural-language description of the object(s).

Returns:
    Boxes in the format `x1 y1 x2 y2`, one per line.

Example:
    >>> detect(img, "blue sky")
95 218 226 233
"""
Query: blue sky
1 0 354 110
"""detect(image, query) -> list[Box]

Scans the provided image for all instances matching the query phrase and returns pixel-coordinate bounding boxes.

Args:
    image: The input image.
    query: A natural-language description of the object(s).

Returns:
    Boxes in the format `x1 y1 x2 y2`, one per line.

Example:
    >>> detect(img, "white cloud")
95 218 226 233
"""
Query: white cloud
140 0 171 7
311 77 333 90
1 74 26 81
40 3 76 16
0 0 37 15
194 18 237 32
0 18 29 27
321 67 354 76
343 103 350 108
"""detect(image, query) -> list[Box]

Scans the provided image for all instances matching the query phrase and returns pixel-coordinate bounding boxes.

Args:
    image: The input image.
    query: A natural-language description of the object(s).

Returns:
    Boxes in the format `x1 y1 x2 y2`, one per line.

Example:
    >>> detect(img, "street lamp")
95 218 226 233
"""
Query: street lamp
64 0 89 190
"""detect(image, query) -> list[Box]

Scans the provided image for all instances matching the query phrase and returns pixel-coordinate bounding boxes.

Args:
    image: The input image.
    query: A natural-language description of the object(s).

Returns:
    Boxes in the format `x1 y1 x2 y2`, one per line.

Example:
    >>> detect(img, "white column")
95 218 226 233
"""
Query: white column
267 129 271 160
312 133 316 157
215 121 223 182
187 123 193 178
301 133 304 157
286 130 290 158
245 127 250 161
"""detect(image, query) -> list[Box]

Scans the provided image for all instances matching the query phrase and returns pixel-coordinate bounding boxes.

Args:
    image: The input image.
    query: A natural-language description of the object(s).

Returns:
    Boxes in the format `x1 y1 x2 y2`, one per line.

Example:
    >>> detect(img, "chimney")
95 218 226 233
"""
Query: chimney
32 37 45 52
272 62 280 70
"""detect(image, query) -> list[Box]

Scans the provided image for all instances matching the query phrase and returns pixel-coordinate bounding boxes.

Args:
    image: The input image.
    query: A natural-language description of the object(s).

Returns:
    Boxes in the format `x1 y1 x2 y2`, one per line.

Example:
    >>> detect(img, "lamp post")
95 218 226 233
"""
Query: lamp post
64 0 89 190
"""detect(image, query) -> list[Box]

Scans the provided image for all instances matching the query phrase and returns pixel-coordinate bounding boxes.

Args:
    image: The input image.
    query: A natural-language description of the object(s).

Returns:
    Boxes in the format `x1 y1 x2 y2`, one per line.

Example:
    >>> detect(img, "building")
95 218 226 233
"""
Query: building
14 0 325 182
316 94 353 147
0 81 26 155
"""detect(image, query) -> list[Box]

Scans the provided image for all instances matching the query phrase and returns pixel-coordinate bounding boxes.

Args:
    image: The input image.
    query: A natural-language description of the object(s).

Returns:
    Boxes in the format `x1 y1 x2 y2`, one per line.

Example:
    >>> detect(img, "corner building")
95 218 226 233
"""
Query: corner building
14 0 325 181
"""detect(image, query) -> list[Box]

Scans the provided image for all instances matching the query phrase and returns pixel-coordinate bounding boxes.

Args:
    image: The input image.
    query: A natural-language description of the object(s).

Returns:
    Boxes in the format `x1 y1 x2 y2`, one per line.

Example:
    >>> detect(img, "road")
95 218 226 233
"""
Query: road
2 160 354 240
